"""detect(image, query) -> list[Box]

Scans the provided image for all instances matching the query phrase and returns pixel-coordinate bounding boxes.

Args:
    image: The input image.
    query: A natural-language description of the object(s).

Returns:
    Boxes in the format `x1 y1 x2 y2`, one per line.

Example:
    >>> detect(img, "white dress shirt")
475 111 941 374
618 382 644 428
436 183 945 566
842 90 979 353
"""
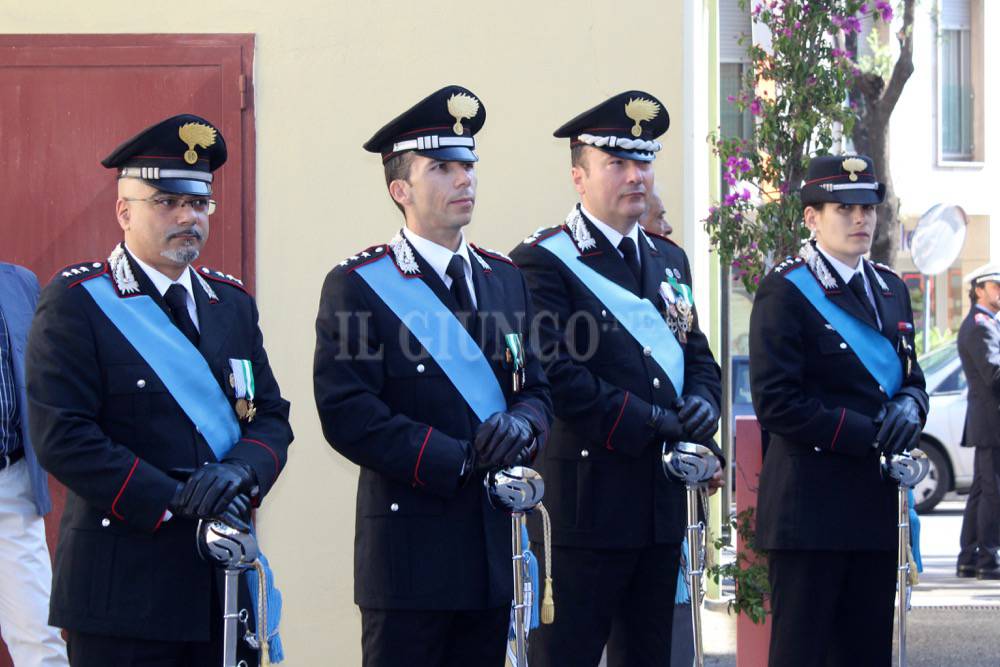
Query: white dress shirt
815 244 881 329
401 228 478 308
582 205 642 269
125 244 200 330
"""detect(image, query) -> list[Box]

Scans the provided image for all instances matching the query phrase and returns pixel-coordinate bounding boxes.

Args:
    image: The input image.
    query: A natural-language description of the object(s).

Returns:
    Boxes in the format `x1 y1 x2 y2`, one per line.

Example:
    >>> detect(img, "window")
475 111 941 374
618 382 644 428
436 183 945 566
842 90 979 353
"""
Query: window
940 28 973 159
719 0 753 143
938 0 984 163
720 63 754 141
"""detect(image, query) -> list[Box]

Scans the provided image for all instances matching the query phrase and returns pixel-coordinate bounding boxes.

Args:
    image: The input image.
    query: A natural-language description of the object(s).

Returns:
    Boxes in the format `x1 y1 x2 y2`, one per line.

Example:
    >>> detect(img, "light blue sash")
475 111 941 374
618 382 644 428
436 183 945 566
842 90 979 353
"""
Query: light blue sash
83 275 241 456
537 231 684 396
784 265 902 397
83 274 285 662
354 255 507 421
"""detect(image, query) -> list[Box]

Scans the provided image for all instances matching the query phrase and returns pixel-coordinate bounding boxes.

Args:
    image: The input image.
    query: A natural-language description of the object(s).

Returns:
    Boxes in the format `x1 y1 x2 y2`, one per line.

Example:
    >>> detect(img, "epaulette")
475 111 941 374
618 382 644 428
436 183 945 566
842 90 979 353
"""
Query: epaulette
336 244 393 272
198 266 248 293
54 261 105 285
521 225 562 247
771 255 803 275
471 244 516 267
974 312 995 326
644 229 679 248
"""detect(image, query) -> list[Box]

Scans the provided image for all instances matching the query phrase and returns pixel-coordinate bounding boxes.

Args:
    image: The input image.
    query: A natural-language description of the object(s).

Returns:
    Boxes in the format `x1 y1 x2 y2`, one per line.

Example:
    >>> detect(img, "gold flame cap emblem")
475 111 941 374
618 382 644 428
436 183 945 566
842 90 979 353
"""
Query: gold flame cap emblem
447 93 480 135
841 157 867 182
178 123 218 165
624 98 660 138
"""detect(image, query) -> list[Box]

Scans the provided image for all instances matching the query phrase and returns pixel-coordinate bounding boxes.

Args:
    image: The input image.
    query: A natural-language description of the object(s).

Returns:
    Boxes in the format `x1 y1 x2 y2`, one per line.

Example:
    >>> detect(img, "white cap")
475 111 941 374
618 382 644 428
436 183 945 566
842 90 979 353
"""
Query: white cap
964 262 1000 284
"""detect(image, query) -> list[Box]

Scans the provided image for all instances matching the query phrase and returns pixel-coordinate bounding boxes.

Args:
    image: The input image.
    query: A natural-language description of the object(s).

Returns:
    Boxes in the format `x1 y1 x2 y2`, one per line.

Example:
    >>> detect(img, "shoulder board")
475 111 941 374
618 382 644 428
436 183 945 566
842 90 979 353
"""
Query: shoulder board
335 244 391 273
471 244 516 267
771 256 803 276
197 266 248 292
53 261 106 285
521 225 562 246
974 312 995 326
644 230 679 248
872 261 899 278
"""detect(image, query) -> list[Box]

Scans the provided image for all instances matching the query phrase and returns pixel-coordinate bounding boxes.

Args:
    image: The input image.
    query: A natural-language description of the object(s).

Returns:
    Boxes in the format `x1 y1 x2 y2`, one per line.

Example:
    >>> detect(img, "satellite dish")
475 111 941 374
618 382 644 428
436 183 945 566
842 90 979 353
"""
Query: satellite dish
910 204 968 276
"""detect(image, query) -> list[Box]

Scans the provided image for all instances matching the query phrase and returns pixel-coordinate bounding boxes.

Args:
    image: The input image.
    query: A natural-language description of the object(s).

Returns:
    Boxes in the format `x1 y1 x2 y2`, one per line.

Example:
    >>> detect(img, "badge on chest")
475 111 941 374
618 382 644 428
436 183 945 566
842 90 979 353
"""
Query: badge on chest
659 270 693 344
228 359 256 423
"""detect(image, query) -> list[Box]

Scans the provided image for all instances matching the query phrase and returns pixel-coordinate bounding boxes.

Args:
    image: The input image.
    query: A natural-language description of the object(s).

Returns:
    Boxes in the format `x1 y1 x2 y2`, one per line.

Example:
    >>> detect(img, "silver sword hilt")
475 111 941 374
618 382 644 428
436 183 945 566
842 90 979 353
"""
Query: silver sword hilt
881 449 930 489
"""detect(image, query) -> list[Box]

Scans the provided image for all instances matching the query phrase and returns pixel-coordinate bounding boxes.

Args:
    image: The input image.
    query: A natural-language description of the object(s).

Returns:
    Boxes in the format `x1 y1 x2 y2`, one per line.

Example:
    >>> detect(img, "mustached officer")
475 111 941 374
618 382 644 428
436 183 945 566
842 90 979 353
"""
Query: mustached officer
509 91 723 667
25 115 293 666
749 155 928 666
313 85 552 667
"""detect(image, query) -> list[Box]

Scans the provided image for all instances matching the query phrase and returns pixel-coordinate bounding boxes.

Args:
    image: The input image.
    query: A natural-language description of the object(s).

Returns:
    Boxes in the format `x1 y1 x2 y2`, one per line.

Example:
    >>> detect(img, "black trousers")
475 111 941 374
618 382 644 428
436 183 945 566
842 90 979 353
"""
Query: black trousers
767 549 896 667
527 542 681 667
67 573 258 667
360 606 508 667
959 447 1000 569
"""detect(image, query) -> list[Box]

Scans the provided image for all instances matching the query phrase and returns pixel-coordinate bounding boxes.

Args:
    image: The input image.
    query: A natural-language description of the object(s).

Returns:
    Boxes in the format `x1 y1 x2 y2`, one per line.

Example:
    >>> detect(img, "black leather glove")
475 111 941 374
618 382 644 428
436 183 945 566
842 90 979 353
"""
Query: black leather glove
216 493 252 533
474 412 535 470
874 395 922 456
675 395 719 443
175 461 257 519
648 404 684 443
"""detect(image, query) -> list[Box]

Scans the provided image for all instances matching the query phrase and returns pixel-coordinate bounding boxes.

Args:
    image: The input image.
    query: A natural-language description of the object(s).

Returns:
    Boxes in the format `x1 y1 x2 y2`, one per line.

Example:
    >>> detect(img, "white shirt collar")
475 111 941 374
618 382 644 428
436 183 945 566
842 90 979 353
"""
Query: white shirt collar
401 227 472 286
124 243 195 298
815 243 866 287
581 205 641 264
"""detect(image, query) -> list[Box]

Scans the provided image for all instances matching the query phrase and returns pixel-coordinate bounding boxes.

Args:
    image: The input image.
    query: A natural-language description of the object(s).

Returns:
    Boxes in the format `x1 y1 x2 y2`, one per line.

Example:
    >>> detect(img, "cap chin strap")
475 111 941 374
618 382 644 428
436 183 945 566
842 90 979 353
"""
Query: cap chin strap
576 133 662 153
119 167 213 183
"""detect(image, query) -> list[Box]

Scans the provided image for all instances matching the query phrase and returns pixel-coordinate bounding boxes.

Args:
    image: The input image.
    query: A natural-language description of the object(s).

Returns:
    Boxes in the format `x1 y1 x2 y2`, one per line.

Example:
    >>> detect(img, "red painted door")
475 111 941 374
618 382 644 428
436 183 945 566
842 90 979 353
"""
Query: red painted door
0 34 255 664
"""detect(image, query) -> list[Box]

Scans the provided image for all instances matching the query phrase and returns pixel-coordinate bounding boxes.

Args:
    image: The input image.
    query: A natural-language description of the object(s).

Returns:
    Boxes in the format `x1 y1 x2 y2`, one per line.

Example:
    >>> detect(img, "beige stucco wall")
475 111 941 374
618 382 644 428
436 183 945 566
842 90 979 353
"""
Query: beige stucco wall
2 0 691 663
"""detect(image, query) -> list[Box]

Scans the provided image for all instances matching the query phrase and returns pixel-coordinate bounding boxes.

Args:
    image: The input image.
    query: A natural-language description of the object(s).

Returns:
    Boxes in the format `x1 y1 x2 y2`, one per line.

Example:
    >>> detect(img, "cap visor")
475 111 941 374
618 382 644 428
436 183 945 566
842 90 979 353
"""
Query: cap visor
595 146 656 163
416 147 478 162
146 178 212 196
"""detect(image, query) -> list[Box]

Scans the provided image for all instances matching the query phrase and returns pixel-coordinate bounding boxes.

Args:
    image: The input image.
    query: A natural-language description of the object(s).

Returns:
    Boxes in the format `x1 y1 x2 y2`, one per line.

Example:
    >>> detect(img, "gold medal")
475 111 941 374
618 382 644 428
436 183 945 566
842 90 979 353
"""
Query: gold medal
235 398 256 422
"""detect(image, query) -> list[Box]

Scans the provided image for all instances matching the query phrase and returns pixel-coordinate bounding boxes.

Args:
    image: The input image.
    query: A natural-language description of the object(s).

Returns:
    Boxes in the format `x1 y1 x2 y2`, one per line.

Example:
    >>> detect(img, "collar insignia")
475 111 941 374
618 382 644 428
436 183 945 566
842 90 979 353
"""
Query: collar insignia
388 231 420 274
107 245 140 294
565 206 597 251
194 270 219 302
800 242 838 290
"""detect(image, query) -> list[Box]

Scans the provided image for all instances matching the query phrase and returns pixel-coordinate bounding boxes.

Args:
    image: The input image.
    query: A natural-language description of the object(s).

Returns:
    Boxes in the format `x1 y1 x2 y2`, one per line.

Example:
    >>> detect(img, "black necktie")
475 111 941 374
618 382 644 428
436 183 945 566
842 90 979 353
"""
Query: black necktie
847 272 878 327
446 254 475 313
164 284 199 346
618 237 641 285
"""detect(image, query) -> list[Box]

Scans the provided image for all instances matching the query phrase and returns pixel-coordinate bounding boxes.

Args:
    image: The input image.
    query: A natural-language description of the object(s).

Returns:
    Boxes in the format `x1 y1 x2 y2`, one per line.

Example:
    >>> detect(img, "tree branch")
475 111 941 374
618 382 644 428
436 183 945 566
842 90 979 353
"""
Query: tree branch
879 0 916 112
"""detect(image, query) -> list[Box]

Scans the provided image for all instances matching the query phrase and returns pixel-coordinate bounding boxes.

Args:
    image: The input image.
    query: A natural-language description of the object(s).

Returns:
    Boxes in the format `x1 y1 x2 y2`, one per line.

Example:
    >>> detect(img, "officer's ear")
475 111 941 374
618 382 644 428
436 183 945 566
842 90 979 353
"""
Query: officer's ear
388 178 411 208
115 197 131 232
802 203 824 235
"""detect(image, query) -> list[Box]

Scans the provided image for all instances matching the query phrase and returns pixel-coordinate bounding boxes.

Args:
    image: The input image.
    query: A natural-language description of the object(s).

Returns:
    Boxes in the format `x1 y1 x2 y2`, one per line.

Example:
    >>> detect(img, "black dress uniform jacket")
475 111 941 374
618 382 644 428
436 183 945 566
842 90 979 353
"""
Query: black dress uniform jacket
749 244 928 551
510 211 721 549
313 233 552 611
25 246 292 642
958 307 1000 448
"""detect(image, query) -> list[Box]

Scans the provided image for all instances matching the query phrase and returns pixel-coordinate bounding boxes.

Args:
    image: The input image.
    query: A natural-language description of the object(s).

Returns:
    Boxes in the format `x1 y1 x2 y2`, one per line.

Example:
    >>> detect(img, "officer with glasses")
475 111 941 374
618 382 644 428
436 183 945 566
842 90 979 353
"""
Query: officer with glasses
26 114 293 666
